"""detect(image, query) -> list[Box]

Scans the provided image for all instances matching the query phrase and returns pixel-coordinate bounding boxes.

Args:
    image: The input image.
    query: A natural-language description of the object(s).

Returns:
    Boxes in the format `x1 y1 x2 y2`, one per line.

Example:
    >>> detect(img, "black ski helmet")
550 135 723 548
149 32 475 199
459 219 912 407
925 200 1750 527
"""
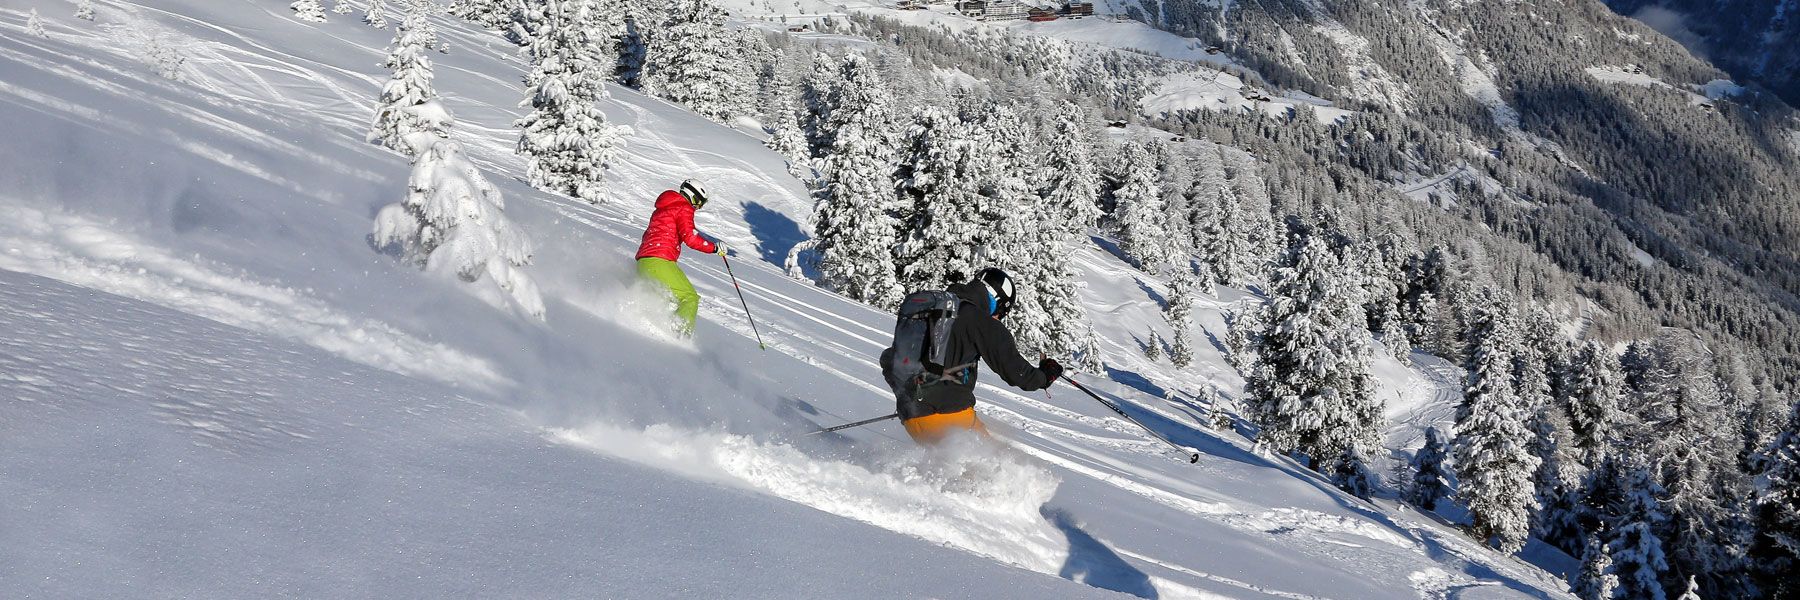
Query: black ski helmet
976 267 1016 319
679 178 709 209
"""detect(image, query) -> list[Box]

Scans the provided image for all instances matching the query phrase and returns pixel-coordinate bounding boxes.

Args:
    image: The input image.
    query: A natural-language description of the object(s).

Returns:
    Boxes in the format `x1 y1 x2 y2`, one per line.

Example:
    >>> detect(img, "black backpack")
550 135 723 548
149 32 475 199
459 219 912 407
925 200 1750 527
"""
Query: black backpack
887 290 979 405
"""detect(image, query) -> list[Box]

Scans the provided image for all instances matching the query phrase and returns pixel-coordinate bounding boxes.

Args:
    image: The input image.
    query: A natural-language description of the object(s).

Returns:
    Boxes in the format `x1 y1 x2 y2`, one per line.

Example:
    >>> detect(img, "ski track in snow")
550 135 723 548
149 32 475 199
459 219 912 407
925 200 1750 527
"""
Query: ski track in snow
0 201 506 391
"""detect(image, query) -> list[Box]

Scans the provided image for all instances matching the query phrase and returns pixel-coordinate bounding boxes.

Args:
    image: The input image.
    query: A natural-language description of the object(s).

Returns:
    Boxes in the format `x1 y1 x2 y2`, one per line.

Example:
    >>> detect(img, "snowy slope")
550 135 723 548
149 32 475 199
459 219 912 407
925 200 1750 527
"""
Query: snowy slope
1 2 1575 598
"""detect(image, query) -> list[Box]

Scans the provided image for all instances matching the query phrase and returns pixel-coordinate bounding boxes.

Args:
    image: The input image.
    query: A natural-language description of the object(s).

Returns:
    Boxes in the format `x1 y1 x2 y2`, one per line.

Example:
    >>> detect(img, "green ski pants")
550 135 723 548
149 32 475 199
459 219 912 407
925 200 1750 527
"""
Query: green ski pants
637 257 699 333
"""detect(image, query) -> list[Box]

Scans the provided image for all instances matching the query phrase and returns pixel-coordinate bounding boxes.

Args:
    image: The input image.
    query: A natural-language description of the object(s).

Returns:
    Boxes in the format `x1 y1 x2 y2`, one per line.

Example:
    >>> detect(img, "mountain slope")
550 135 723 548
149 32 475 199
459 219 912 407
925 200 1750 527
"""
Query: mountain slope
1 2 1575 598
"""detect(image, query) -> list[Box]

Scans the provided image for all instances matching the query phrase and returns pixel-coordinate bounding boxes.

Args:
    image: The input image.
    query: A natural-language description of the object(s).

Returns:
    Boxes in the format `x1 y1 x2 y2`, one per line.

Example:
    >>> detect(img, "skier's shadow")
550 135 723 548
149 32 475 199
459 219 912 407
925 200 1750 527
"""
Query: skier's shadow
1041 507 1158 599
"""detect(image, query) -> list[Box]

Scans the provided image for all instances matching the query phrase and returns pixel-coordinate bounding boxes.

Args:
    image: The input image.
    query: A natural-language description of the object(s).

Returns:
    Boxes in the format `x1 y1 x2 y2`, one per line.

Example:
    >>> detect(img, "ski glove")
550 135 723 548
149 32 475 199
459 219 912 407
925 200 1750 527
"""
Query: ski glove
1038 358 1064 385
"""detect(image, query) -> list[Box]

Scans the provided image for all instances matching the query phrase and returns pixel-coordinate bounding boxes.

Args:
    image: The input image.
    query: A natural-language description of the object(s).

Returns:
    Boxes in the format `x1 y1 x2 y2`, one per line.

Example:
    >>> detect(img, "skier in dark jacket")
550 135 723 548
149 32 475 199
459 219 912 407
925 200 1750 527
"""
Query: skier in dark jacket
880 267 1064 444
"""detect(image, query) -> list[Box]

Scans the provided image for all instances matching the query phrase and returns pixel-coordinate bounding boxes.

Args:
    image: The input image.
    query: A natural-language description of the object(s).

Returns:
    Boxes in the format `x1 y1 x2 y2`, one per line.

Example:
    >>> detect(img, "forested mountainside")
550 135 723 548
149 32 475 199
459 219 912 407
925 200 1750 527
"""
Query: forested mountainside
1109 0 1800 380
1603 0 1799 105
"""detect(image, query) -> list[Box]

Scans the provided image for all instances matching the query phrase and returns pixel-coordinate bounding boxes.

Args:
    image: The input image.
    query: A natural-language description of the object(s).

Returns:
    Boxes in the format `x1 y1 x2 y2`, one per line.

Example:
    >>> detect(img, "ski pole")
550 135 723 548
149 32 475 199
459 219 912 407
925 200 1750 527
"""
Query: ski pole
806 413 899 435
1063 377 1201 464
720 253 766 350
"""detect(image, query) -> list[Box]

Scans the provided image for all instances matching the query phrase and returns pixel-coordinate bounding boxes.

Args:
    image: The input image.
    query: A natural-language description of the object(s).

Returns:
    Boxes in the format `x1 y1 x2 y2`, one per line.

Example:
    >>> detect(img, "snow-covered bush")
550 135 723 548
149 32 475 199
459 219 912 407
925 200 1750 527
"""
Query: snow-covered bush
368 6 450 156
75 0 96 21
291 0 328 22
373 139 544 319
365 0 389 28
27 9 49 37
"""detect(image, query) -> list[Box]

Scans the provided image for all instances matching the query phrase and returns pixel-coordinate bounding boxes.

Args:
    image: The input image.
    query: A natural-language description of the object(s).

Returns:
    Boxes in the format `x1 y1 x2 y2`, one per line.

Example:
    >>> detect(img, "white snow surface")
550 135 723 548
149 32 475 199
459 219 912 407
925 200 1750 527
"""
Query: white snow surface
1584 65 1715 106
0 2 1576 598
1140 69 1352 124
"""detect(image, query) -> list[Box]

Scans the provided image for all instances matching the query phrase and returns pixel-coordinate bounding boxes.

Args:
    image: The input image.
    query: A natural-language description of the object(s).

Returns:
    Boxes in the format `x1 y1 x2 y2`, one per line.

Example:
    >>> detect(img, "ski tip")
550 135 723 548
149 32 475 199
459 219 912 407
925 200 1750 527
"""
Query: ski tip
1188 453 1201 464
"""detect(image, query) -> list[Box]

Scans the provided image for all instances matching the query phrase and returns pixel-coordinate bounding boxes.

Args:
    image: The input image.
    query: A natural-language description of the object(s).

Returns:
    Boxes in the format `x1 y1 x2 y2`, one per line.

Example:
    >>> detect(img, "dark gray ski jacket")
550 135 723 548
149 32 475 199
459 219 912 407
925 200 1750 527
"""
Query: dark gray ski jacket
879 281 1054 419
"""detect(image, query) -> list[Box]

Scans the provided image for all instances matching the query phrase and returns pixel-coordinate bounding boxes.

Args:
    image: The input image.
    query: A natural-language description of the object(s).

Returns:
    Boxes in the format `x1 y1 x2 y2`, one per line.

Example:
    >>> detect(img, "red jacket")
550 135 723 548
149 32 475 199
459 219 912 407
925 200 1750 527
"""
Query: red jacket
636 190 717 261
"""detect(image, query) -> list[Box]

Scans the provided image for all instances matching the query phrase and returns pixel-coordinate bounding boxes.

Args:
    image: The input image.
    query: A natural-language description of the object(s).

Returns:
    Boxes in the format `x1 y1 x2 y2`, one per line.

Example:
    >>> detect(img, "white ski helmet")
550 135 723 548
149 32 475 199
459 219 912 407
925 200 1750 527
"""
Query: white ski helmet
679 178 710 209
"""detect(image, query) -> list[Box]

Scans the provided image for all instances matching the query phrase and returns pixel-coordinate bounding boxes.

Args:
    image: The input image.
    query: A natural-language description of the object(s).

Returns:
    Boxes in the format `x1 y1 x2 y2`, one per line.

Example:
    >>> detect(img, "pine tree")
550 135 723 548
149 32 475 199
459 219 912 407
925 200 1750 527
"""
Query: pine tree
292 0 329 22
1362 232 1413 356
74 0 96 21
1111 141 1168 270
334 0 354 15
503 0 544 45
1607 462 1671 600
451 0 509 27
1244 222 1379 478
764 49 812 169
371 139 544 319
892 107 981 292
640 0 745 122
1676 576 1702 600
1567 340 1623 468
365 0 390 28
368 5 451 156
1409 427 1450 511
1748 401 1800 598
1223 149 1276 280
1453 296 1542 553
1030 105 1104 370
1574 534 1621 600
27 9 48 37
1143 329 1163 361
514 0 628 203
1165 267 1197 368
809 54 901 307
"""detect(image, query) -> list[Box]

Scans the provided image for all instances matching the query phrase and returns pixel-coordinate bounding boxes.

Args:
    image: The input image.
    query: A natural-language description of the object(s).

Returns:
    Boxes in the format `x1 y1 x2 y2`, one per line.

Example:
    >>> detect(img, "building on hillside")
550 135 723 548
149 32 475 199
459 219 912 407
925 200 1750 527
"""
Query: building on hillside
1062 1 1093 17
957 0 1028 20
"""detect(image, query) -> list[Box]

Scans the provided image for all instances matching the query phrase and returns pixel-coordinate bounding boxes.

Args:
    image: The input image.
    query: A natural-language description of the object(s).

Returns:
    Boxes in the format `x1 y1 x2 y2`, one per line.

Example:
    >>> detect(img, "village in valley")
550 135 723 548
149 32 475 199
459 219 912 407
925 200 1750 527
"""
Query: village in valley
900 0 1094 22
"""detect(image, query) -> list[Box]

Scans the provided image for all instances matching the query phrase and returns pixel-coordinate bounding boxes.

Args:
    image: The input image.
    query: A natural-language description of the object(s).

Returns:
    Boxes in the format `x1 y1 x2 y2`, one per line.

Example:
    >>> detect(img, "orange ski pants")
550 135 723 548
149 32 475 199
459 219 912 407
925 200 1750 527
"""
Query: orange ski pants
901 408 989 445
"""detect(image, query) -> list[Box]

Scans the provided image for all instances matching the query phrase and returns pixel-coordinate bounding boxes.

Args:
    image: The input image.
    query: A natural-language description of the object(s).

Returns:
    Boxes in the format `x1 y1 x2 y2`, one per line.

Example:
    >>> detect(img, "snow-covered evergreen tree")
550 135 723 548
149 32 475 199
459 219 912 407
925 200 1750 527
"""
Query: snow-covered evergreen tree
503 0 544 45
1143 330 1163 361
372 139 543 319
1574 534 1620 600
1748 401 1800 598
368 6 451 156
892 107 983 292
1224 149 1276 279
1453 296 1541 553
1676 576 1702 600
292 0 329 22
809 54 901 307
75 0 96 21
640 0 746 123
451 0 509 27
1362 232 1412 356
1244 221 1379 479
1567 340 1622 468
1030 105 1104 371
1165 268 1197 368
763 49 812 170
1409 427 1450 511
334 0 354 15
365 0 390 28
1607 462 1671 600
1111 141 1168 270
27 9 48 37
514 0 628 203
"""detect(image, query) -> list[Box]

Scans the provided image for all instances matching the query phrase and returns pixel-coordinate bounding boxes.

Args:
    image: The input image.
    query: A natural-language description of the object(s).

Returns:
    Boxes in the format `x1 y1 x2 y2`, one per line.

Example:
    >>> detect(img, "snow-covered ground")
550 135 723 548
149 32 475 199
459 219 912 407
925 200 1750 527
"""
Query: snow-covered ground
1584 65 1717 107
1 2 1576 597
1139 69 1352 124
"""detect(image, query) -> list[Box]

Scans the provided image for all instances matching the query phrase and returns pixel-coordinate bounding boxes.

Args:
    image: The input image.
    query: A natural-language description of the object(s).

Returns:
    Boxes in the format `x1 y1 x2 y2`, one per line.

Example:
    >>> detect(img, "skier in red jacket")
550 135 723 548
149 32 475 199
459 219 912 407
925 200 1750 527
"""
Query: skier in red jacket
636 179 726 335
